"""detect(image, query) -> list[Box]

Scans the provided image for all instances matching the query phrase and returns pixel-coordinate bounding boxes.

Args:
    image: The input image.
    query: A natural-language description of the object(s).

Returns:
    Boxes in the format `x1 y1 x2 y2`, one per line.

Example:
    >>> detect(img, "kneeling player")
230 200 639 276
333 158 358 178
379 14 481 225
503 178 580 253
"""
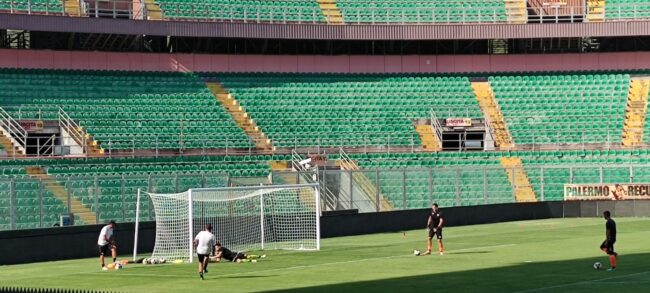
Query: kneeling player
211 242 265 263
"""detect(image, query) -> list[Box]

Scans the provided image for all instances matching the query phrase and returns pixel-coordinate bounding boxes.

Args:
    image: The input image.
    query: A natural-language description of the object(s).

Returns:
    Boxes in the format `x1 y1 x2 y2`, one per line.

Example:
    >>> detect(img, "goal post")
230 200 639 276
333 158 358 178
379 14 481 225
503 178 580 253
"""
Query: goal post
133 183 321 263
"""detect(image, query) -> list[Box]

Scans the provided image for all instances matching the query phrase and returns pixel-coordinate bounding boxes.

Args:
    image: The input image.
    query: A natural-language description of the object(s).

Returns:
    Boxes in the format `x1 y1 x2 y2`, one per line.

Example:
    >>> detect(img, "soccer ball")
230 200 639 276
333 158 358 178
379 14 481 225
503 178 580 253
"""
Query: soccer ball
593 262 602 270
414 250 421 256
114 263 122 270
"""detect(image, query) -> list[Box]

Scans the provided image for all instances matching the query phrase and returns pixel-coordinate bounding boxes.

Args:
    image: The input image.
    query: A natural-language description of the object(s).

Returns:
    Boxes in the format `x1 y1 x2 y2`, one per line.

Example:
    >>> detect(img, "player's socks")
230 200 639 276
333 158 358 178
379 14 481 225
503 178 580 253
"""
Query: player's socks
199 272 204 280
609 255 617 268
113 258 117 263
438 243 444 253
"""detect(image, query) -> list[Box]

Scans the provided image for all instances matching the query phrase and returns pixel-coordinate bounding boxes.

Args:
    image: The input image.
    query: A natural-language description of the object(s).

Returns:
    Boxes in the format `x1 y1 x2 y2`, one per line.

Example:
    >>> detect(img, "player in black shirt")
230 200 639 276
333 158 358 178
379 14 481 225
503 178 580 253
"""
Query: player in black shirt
426 203 444 255
600 210 618 271
211 242 265 263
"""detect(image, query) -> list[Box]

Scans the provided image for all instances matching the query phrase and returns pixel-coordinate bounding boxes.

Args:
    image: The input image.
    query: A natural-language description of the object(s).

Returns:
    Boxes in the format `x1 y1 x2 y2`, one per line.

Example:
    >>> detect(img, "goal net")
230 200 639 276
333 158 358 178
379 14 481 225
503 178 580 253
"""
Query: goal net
133 183 321 263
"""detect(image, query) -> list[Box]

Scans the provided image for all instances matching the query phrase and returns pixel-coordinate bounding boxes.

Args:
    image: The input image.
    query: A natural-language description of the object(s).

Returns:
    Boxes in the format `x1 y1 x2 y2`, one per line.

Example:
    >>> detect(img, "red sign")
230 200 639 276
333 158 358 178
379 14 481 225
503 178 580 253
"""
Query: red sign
445 118 472 127
18 120 44 131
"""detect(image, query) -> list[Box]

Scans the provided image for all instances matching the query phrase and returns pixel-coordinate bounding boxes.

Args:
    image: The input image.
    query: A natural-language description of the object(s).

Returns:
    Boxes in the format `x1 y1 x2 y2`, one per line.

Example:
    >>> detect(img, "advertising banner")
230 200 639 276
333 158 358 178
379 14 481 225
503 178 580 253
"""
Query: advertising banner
564 184 650 200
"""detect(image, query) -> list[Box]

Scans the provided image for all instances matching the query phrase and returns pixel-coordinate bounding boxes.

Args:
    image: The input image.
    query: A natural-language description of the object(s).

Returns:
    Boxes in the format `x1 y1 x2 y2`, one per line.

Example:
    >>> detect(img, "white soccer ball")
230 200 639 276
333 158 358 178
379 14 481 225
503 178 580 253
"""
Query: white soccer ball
593 262 602 270
414 250 421 256
152 258 159 265
115 263 122 270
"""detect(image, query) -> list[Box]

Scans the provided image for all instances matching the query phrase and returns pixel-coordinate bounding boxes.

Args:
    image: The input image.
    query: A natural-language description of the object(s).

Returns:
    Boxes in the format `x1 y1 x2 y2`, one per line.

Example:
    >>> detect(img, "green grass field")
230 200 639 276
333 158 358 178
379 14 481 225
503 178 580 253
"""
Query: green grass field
2 218 650 292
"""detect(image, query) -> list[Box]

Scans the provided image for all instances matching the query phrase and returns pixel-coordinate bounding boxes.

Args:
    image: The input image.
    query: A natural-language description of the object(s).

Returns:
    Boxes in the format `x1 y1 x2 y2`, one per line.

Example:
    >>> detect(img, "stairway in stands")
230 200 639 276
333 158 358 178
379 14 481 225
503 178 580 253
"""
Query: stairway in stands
504 0 527 23
338 152 393 211
143 0 163 20
414 124 441 151
622 79 650 147
586 0 605 22
317 0 345 24
62 0 84 16
208 83 274 151
500 158 537 202
0 135 24 157
25 167 97 224
472 82 514 149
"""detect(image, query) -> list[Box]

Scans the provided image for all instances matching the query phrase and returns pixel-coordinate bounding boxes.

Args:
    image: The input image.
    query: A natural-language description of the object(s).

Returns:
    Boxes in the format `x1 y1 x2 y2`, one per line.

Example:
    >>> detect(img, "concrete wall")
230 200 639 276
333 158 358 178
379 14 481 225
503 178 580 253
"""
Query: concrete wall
1 49 650 73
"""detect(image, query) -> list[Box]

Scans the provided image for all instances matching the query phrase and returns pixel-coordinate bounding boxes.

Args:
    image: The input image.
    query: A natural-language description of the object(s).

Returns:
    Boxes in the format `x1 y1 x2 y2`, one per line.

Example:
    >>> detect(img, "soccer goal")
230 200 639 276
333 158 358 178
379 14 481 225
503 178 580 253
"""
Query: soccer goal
133 183 321 263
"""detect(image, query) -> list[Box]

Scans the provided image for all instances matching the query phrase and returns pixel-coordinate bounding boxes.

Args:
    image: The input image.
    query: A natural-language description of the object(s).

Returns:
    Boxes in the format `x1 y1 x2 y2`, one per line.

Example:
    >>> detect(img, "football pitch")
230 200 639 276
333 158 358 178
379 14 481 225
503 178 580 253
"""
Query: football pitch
2 218 650 293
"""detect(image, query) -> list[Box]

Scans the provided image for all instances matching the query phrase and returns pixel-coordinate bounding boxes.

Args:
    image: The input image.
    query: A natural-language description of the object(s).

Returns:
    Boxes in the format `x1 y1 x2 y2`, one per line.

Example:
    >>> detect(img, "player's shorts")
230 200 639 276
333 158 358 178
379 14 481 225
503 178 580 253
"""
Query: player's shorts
232 252 246 261
428 228 443 239
600 240 616 255
197 253 209 263
98 244 111 255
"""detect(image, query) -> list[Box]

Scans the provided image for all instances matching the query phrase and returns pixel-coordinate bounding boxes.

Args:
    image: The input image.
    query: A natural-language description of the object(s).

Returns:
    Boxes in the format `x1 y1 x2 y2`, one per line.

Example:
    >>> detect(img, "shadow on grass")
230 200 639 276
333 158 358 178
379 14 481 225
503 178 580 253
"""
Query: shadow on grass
269 253 650 293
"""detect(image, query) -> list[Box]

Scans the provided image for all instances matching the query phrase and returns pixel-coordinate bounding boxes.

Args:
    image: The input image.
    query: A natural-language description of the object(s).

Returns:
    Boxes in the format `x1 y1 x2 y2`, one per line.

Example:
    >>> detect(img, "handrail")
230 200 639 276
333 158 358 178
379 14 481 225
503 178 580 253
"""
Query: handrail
339 147 392 211
58 107 87 154
430 109 443 144
38 134 56 157
0 107 27 152
290 150 338 210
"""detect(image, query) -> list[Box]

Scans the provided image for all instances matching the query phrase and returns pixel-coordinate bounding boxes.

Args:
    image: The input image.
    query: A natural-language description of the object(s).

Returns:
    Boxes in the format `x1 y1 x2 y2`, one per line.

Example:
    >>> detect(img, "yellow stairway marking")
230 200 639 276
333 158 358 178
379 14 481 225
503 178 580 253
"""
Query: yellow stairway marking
586 0 605 22
504 0 527 24
62 0 84 16
207 82 274 151
0 135 24 157
337 159 393 211
500 157 537 202
622 79 650 147
25 167 97 225
316 0 345 24
143 0 163 20
472 82 514 149
414 124 441 151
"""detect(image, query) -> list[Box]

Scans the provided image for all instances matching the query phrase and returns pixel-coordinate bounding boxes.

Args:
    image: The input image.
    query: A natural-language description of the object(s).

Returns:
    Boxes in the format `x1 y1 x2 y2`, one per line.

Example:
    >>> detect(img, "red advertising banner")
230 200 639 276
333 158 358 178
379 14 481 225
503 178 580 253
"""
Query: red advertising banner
564 184 650 200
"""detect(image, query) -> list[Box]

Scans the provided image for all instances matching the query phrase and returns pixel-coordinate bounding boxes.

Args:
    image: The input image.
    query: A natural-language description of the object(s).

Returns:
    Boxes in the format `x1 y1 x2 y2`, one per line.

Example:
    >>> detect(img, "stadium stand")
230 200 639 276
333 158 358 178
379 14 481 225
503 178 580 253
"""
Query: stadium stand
212 73 483 148
489 73 630 145
605 0 650 19
0 155 276 229
335 152 516 208
0 69 253 151
336 0 507 23
0 0 63 14
154 0 326 22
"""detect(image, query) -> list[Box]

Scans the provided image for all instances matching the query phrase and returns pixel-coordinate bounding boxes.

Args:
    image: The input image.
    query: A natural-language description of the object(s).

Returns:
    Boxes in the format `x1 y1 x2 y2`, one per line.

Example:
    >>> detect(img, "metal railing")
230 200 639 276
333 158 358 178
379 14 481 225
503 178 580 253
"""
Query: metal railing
0 107 27 153
58 107 87 155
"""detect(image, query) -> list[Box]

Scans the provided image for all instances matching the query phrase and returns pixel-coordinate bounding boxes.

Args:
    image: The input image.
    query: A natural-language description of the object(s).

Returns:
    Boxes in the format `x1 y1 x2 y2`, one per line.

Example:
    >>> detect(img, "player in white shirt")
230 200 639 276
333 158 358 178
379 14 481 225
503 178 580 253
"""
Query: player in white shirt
97 220 117 270
193 223 216 280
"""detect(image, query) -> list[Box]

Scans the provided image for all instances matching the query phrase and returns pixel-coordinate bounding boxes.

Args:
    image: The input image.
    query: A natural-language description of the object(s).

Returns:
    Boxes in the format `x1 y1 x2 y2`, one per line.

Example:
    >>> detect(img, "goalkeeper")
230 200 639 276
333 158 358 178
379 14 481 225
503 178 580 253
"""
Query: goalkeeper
211 242 265 263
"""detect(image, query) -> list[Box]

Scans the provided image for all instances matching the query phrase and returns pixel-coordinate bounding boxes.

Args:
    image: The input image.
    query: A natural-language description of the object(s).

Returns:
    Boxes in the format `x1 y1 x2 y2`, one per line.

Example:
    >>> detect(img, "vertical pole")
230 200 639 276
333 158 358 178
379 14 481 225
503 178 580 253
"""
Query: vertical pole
260 194 264 250
375 169 380 212
540 167 545 202
133 188 141 262
315 185 321 251
188 189 194 263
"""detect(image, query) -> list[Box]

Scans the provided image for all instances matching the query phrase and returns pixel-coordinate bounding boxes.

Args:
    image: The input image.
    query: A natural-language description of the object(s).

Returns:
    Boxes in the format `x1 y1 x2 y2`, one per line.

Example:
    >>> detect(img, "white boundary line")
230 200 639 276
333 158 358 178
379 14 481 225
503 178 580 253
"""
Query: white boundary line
514 270 650 293
94 243 515 278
